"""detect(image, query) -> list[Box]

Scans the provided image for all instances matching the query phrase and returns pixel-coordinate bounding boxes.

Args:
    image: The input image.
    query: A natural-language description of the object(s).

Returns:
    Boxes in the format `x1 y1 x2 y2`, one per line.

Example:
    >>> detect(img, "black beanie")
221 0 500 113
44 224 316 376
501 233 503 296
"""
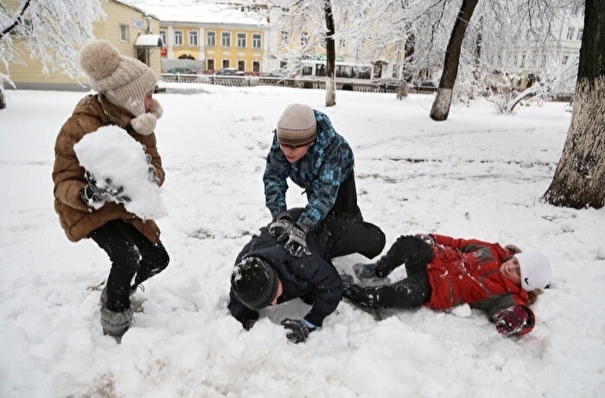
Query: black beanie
231 257 279 311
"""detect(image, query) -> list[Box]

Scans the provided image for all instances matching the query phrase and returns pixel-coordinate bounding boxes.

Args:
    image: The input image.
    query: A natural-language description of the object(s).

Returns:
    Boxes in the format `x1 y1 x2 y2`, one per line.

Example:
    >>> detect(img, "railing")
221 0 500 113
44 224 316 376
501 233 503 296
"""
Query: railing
160 73 439 94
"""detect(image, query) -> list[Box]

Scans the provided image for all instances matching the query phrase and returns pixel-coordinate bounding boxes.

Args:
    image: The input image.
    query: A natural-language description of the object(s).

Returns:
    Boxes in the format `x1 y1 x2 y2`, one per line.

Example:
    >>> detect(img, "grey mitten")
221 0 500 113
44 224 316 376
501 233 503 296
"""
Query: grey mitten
269 213 293 241
284 222 311 257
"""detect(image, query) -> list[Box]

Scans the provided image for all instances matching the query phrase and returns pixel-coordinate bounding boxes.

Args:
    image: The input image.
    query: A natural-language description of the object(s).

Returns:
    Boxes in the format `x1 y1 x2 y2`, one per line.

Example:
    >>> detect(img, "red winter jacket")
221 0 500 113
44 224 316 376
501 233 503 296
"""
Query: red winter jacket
425 234 534 333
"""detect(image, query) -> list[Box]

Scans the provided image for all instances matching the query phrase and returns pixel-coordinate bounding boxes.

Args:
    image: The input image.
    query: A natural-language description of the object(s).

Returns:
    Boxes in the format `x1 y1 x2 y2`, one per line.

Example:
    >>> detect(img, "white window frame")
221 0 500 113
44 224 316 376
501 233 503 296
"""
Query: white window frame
174 30 183 46
237 33 246 48
252 34 261 49
120 24 129 42
221 32 231 48
189 30 198 46
207 31 216 47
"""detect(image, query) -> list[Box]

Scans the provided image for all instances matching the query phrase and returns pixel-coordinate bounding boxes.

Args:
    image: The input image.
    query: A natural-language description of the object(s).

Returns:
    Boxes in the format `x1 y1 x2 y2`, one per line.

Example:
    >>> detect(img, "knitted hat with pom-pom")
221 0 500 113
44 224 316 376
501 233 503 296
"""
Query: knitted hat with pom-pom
79 40 160 135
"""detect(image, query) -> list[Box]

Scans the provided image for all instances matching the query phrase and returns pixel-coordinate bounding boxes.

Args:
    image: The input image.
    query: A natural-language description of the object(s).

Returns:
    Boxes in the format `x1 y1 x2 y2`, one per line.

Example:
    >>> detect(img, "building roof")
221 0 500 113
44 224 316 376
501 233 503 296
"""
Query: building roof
123 1 268 27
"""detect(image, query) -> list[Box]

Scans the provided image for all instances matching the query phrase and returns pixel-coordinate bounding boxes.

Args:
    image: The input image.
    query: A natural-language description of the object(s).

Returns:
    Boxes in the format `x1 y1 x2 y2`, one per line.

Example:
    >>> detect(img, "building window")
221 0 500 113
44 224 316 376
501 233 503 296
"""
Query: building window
253 61 260 73
339 38 346 48
174 30 183 46
189 31 198 46
221 32 231 47
160 30 167 46
281 31 289 45
237 33 246 48
566 27 575 40
252 34 261 49
207 59 215 71
222 59 230 68
301 32 309 46
562 55 569 65
120 24 129 42
238 60 245 71
207 31 216 47
577 28 583 41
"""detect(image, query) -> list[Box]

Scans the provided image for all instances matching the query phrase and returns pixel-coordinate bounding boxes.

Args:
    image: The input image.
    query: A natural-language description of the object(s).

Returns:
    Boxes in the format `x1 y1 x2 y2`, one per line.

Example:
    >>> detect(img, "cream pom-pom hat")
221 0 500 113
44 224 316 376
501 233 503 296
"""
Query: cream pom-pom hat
79 40 162 135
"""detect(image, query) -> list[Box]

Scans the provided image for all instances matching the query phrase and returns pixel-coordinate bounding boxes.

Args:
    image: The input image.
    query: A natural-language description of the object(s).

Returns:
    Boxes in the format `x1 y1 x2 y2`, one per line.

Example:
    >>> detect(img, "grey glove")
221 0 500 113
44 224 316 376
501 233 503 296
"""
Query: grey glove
284 222 311 257
268 213 293 242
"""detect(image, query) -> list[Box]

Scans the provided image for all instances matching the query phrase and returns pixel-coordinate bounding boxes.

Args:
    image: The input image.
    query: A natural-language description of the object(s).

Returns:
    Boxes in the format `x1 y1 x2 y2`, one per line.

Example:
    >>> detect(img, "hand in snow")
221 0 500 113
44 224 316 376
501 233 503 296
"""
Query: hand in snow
494 304 535 336
281 318 316 343
145 154 160 184
81 170 130 208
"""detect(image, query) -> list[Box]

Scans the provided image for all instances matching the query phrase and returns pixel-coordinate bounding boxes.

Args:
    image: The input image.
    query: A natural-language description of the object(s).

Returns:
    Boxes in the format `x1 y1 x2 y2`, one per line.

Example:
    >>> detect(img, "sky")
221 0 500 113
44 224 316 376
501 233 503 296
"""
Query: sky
0 83 604 398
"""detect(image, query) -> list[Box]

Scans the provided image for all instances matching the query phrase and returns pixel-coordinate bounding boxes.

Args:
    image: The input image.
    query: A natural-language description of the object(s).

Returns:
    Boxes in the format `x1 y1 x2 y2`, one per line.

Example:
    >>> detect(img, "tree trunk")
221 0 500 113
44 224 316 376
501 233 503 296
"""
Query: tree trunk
543 0 605 209
430 0 479 121
324 0 336 107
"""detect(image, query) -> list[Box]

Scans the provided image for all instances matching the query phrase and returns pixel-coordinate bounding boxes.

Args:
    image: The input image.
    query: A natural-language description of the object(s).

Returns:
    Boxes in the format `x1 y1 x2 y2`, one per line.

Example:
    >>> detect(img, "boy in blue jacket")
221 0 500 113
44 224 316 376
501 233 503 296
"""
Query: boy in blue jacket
263 103 382 259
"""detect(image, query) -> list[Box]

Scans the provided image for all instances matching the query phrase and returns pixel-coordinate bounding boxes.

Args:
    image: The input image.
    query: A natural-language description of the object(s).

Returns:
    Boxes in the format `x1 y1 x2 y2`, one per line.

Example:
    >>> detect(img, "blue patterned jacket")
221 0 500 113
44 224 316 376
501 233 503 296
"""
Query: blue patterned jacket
263 110 354 231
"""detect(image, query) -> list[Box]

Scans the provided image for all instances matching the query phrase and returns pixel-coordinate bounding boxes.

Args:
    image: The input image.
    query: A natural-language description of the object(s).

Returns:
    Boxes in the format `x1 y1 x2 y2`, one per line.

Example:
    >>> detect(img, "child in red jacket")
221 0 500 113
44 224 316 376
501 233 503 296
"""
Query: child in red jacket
343 234 552 336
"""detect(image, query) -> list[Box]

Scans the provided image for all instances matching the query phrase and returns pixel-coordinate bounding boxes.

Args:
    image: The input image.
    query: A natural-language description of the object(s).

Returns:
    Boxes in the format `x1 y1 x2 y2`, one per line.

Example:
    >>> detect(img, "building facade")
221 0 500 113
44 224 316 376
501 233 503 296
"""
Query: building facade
2 0 164 91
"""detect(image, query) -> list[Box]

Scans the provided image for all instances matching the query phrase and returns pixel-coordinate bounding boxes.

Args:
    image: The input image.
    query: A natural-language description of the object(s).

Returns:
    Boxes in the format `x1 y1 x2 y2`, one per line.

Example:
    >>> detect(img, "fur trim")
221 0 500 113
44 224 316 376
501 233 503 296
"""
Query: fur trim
131 113 157 136
505 244 522 253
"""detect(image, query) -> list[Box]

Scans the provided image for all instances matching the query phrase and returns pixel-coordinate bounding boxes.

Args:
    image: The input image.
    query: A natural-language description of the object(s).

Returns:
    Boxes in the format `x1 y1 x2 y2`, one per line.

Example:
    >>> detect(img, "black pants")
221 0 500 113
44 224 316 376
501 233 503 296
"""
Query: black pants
324 214 385 260
330 171 363 221
90 220 169 312
344 236 433 309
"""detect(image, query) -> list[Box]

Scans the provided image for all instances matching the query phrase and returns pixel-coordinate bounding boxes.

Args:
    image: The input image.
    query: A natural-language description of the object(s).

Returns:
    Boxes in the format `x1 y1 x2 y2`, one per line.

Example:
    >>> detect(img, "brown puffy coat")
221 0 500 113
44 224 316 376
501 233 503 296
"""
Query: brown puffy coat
52 94 165 243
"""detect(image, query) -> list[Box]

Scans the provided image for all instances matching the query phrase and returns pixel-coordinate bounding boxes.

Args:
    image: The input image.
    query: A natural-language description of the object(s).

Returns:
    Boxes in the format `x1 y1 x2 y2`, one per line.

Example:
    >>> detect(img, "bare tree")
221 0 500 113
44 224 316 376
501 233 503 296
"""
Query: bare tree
0 0 105 84
544 0 604 209
430 0 479 121
324 0 336 106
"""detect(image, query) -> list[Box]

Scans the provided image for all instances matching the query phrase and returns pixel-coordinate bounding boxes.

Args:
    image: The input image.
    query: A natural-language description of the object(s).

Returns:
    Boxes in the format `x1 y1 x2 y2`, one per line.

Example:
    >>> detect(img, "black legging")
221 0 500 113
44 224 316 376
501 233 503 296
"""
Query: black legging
90 220 169 312
343 236 434 309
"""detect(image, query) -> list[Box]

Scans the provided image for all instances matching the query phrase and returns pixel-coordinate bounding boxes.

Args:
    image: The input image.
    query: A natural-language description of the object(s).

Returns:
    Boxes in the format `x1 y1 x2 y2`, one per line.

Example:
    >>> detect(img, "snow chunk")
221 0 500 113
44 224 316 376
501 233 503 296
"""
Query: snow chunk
74 125 167 220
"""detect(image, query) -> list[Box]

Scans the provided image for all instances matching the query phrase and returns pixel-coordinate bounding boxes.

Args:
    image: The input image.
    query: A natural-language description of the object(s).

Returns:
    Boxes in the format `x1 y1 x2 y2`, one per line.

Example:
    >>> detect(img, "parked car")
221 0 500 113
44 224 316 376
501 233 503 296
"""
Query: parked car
370 78 404 90
166 67 195 74
0 80 6 110
215 68 245 76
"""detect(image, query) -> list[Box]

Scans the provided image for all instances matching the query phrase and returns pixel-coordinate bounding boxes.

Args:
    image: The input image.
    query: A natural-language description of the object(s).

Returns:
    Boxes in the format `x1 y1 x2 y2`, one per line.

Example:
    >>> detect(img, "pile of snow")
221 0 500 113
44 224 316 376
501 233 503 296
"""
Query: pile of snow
0 84 603 398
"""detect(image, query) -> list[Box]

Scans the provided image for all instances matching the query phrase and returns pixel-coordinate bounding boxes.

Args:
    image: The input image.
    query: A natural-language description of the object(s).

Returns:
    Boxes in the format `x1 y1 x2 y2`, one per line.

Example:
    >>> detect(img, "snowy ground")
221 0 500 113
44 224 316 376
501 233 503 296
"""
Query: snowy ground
0 84 604 398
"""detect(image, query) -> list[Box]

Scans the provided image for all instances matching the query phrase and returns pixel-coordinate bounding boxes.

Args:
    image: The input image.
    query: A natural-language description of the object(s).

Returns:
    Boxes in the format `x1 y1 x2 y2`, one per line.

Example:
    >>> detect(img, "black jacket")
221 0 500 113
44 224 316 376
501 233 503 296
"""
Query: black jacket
228 221 343 328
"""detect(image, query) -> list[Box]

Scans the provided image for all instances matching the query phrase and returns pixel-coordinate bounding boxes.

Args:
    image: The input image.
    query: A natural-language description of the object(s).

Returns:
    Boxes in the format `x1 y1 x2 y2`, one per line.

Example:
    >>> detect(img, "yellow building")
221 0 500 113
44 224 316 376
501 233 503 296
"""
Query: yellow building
2 0 163 91
132 3 269 74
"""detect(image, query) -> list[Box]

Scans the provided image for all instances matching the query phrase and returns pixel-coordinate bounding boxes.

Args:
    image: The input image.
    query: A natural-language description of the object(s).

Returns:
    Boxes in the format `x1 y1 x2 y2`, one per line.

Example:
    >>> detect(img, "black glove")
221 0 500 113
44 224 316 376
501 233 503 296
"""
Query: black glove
281 318 316 344
81 170 130 207
243 318 257 331
268 213 293 241
145 154 160 184
284 222 311 257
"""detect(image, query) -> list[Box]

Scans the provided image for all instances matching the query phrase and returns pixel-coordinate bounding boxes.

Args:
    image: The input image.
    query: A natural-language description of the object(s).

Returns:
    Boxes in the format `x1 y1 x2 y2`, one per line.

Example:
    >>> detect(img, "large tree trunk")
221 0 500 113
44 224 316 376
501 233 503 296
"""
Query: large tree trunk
544 0 605 209
430 0 479 121
324 0 336 107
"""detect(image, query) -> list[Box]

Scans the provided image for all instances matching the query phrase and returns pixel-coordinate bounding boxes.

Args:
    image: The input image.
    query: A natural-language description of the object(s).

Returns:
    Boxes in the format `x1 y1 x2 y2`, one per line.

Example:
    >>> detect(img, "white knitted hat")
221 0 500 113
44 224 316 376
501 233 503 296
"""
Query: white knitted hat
79 40 160 135
515 251 552 291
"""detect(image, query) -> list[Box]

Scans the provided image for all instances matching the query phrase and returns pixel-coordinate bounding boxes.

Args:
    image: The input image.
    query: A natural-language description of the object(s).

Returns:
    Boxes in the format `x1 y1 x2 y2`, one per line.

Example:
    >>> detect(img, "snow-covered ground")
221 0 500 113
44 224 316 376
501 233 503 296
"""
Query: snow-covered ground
0 84 603 398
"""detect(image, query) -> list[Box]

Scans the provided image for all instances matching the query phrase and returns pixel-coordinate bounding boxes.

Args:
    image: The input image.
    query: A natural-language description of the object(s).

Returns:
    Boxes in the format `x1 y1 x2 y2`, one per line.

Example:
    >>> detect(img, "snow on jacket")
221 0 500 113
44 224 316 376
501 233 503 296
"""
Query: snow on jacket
263 110 354 231
52 94 165 243
228 221 343 328
426 234 533 326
